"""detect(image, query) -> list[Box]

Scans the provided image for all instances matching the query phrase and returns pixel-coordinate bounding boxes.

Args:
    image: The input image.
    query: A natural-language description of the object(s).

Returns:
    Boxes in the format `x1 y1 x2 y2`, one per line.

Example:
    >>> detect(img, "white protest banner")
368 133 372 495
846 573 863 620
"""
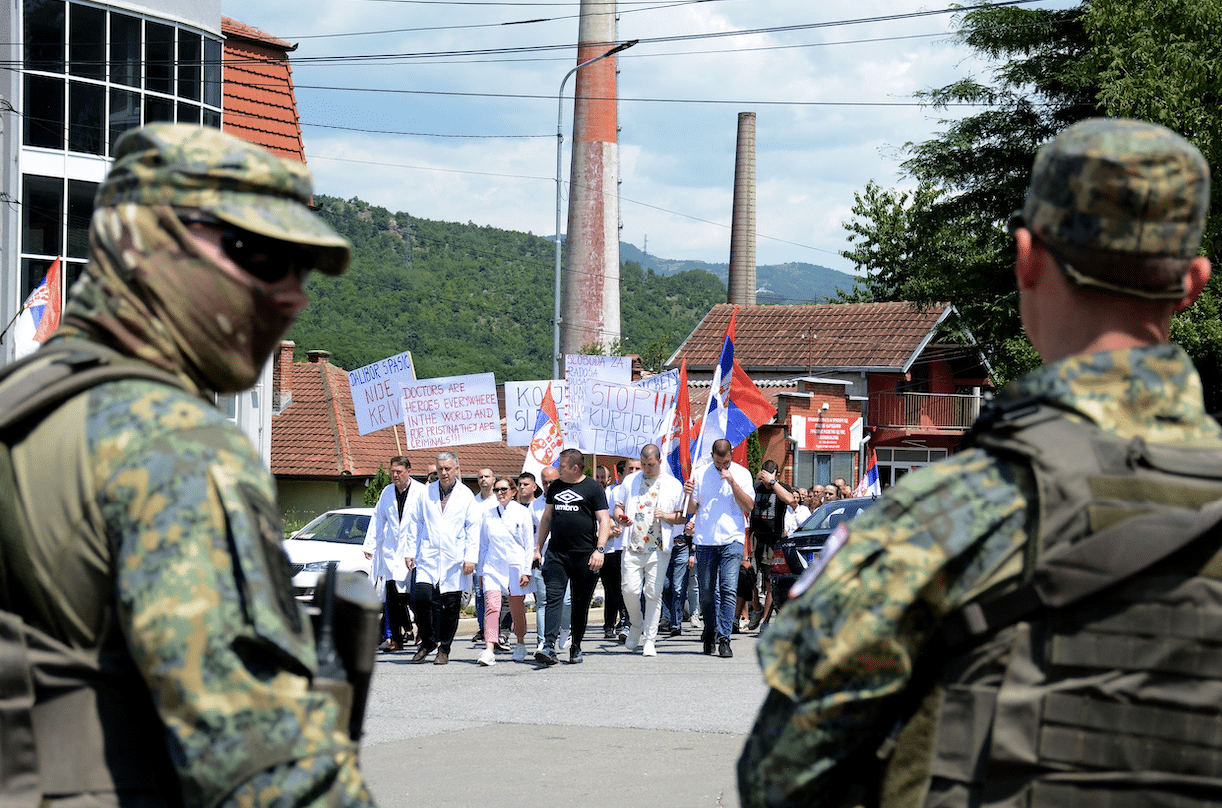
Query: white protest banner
401 372 500 450
634 368 680 397
565 354 631 450
576 381 674 457
347 351 417 435
503 380 568 446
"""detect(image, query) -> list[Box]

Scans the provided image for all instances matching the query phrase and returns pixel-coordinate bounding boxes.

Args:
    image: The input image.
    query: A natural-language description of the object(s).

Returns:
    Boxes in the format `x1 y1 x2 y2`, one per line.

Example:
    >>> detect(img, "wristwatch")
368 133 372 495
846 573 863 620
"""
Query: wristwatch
593 546 606 554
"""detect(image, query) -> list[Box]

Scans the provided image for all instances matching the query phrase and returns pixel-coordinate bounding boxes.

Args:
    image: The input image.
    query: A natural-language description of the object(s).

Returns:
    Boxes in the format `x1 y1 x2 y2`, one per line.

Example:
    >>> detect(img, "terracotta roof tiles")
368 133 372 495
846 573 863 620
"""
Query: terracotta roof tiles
222 17 305 162
670 302 955 373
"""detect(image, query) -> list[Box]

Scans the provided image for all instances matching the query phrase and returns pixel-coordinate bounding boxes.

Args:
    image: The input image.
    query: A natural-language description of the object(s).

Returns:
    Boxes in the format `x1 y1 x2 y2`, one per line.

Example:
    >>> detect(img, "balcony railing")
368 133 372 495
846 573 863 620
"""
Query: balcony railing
870 391 981 431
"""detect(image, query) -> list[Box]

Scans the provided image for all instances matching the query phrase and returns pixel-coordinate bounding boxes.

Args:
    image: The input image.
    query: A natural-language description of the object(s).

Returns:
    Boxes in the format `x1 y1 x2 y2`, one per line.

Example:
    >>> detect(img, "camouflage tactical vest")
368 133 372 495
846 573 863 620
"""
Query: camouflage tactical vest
878 398 1222 808
0 342 188 808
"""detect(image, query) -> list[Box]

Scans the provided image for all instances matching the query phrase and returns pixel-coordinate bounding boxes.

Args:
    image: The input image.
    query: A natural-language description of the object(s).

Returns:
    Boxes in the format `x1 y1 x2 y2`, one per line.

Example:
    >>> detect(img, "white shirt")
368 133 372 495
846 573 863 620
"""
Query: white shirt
690 461 753 547
362 480 424 592
405 480 479 593
604 483 626 552
614 470 685 553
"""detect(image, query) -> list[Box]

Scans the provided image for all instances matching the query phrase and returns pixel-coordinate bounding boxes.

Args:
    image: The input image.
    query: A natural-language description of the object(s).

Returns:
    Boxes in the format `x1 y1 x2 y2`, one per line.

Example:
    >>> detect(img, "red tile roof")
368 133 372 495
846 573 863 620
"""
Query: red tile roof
222 17 305 162
669 302 955 374
271 357 526 482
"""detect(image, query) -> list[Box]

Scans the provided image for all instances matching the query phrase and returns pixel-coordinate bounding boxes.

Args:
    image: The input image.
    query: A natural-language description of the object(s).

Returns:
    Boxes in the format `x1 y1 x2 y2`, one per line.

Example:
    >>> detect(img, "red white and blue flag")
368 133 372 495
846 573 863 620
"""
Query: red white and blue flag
853 446 882 498
522 381 566 481
14 258 62 359
659 359 692 480
691 306 777 463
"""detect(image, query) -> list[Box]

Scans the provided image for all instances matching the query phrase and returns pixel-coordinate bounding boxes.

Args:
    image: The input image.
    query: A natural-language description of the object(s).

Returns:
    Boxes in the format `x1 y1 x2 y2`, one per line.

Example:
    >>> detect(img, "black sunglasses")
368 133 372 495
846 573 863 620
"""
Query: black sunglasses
493 486 512 493
178 213 313 284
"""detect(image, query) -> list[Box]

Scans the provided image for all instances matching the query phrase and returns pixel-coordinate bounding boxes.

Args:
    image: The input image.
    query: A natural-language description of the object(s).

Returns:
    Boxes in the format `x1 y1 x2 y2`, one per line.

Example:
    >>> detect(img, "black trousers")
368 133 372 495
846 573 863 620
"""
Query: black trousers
542 549 599 652
386 582 414 640
601 550 626 631
412 581 461 653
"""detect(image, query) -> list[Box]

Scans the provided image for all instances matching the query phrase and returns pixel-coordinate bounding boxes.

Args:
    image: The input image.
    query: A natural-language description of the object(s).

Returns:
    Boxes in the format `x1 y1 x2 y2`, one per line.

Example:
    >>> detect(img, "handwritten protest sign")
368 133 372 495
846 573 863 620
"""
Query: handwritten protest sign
565 354 631 449
348 351 417 435
575 381 674 457
401 372 500 450
634 368 679 397
503 380 568 447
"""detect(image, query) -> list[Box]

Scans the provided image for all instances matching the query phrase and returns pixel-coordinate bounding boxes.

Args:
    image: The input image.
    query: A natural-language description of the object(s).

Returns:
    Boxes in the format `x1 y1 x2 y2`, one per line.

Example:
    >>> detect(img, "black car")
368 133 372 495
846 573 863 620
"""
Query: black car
771 496 878 609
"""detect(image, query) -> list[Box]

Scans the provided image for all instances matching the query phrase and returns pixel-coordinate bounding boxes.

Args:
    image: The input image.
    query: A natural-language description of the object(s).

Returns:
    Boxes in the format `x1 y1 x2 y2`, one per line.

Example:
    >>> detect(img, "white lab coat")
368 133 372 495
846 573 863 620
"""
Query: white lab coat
362 479 424 593
478 499 534 595
405 481 479 593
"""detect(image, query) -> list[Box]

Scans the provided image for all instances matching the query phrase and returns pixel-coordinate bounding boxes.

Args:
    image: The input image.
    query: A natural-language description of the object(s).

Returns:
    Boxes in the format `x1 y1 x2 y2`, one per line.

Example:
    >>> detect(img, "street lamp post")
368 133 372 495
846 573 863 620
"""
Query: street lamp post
553 38 638 379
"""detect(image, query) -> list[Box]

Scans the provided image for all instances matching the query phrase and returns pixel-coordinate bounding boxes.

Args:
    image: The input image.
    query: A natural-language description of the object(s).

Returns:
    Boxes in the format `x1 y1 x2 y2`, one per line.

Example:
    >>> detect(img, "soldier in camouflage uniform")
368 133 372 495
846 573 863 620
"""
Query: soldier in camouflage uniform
739 118 1221 808
0 125 373 808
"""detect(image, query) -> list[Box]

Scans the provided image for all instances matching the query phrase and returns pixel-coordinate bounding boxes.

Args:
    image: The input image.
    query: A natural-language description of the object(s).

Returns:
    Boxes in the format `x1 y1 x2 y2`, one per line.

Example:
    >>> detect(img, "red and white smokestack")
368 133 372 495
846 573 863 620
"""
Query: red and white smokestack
560 0 621 358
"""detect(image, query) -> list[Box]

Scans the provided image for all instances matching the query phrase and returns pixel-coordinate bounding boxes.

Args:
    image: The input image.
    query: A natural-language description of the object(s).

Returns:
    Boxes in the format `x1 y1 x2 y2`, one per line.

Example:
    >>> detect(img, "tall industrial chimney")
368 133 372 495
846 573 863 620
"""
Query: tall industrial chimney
560 0 621 358
727 111 756 305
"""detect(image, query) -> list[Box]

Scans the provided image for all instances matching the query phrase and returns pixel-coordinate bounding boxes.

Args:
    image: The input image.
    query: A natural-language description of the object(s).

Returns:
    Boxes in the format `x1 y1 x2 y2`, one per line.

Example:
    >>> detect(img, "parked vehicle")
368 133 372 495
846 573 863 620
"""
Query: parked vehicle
771 496 879 609
283 507 375 599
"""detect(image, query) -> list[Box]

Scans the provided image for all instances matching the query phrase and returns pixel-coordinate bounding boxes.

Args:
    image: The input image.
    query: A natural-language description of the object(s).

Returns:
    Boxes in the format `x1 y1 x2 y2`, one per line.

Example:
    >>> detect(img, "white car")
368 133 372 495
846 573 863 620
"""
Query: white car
283 507 375 599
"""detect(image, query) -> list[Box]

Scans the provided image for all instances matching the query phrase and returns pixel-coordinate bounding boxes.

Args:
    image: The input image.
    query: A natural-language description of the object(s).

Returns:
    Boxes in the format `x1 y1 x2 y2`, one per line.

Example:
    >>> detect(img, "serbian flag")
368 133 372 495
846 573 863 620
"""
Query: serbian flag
853 446 882 498
14 258 62 359
522 382 566 481
659 360 692 480
691 306 738 464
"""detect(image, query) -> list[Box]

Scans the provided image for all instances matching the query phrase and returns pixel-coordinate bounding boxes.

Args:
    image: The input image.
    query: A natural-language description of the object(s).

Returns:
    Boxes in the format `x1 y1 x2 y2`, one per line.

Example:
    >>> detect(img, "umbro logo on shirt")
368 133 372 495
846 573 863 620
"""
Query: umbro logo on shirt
553 489 584 505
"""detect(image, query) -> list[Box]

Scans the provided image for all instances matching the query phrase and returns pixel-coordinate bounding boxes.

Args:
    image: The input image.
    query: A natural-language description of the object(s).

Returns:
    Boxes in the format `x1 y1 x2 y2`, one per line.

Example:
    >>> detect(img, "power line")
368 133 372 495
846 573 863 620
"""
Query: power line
276 0 1038 59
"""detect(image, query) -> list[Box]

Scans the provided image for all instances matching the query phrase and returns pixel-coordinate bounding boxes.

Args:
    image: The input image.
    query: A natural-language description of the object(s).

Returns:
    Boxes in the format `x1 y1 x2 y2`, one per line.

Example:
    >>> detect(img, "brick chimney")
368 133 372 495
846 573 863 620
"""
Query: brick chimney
307 350 331 364
273 340 295 413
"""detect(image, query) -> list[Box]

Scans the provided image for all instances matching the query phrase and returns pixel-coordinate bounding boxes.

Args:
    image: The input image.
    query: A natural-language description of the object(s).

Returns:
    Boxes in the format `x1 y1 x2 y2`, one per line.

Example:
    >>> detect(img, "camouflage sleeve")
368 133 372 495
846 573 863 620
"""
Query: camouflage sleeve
89 381 374 808
737 449 1031 808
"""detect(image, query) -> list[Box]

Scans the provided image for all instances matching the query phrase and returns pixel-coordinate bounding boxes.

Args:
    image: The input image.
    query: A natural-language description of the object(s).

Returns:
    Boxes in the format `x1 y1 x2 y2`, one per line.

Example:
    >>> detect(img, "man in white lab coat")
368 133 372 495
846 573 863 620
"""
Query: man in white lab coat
406 451 479 665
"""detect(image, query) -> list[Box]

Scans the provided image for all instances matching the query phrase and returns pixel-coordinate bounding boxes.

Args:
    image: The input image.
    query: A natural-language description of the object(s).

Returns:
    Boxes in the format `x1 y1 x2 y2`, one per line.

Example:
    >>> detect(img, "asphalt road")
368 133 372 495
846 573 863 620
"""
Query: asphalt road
358 611 771 808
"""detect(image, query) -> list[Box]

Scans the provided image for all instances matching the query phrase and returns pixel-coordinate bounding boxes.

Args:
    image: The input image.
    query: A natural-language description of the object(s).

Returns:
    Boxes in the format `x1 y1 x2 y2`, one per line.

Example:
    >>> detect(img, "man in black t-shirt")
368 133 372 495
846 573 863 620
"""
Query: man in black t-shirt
748 459 795 630
534 448 611 665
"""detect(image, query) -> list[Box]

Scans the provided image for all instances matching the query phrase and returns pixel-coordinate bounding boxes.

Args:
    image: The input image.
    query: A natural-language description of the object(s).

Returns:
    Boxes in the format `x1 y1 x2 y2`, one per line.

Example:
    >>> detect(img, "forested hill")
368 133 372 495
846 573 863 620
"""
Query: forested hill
618 243 856 305
287 196 727 379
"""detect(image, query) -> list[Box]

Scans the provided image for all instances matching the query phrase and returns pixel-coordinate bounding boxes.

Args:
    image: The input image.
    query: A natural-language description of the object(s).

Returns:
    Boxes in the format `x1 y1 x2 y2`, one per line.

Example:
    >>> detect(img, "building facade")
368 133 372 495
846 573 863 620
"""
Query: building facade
1 1 310 467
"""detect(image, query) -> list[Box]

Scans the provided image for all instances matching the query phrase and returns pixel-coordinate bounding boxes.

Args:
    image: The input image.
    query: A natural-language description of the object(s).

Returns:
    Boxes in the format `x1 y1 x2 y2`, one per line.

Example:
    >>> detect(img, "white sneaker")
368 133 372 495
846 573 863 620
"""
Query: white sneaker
558 629 572 651
626 628 641 651
690 613 703 630
512 643 527 662
477 648 496 667
642 640 657 657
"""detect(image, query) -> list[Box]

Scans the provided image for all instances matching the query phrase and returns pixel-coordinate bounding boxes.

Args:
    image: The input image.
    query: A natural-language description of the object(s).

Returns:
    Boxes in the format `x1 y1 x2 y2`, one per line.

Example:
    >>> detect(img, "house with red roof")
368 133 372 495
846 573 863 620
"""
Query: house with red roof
270 342 526 525
668 302 993 491
221 18 307 162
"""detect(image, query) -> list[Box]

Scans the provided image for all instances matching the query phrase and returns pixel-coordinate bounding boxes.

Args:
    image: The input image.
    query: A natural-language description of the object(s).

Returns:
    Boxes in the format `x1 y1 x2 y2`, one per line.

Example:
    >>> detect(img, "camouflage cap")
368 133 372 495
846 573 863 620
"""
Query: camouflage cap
95 123 351 275
1018 118 1210 262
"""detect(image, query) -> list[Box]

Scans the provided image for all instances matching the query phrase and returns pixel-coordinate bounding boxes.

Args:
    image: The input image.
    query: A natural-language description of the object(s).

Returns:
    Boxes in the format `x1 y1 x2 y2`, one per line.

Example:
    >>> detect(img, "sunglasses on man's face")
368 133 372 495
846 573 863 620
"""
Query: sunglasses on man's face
178 213 314 284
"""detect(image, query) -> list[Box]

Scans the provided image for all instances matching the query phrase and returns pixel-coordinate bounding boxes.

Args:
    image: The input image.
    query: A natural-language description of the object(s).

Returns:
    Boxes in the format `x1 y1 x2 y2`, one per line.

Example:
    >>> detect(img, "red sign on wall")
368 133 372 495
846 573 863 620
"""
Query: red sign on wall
794 414 860 452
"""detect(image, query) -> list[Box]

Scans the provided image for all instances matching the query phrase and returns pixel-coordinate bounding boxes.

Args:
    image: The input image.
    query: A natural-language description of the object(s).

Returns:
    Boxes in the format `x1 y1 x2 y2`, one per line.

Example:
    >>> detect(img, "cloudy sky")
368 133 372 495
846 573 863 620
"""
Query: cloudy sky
220 0 1074 276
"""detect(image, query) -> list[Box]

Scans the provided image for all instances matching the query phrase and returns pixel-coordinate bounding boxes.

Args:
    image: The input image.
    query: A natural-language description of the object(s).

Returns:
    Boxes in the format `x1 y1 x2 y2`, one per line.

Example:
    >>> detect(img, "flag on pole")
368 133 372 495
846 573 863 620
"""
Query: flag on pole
853 446 882 498
522 382 565 481
659 359 692 480
691 306 737 464
14 258 62 359
724 359 777 447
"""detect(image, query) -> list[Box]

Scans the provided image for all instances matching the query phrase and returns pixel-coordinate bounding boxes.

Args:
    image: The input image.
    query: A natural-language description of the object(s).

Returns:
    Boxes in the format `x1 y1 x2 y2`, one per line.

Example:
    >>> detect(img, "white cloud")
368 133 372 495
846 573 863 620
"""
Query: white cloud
225 0 1075 272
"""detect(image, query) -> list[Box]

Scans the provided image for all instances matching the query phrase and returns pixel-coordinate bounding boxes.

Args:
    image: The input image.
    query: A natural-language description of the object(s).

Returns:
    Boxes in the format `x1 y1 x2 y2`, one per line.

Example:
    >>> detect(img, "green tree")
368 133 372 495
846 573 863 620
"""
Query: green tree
363 465 390 507
838 1 1222 404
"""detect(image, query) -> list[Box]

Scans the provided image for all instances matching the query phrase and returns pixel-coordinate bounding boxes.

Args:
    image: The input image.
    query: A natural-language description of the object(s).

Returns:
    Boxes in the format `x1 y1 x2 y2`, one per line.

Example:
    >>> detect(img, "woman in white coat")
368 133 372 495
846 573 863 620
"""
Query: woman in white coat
477 476 534 665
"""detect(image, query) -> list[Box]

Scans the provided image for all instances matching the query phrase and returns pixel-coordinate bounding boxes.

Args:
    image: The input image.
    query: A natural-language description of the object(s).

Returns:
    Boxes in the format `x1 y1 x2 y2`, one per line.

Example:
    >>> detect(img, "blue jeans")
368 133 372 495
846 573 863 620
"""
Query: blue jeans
663 541 691 630
695 541 743 642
